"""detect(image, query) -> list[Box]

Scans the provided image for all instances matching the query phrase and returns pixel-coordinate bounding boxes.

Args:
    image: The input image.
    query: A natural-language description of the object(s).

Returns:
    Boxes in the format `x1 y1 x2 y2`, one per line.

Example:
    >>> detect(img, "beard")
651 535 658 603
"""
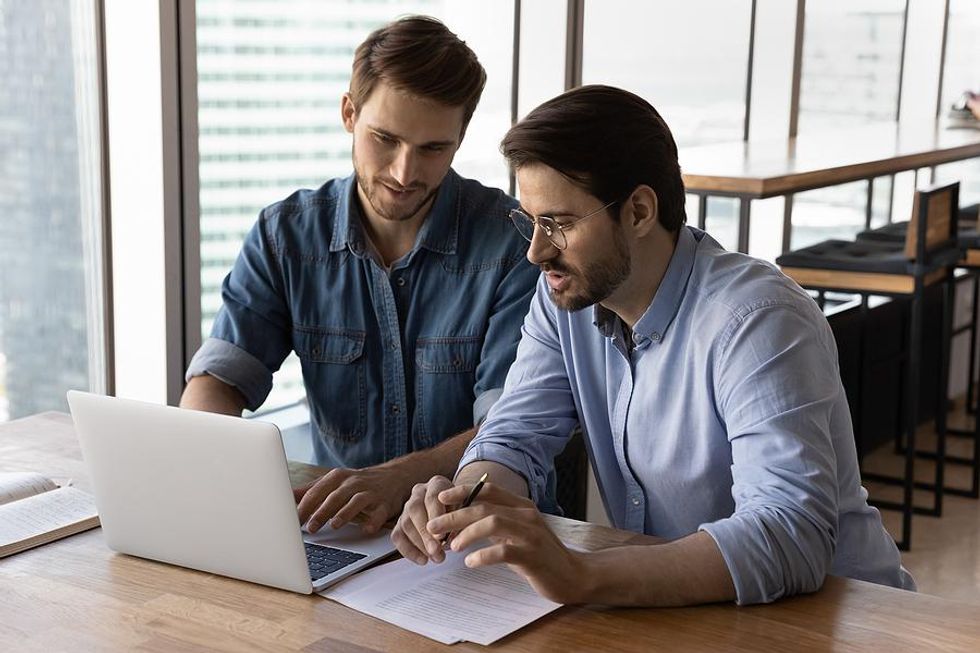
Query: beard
352 146 439 223
543 224 632 312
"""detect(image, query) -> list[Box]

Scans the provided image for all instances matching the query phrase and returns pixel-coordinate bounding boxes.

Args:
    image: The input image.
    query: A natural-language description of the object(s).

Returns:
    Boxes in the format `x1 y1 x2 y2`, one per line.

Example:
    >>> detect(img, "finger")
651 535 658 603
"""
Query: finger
450 511 531 553
391 515 429 565
427 502 496 538
304 486 358 532
411 486 445 561
330 492 375 528
292 481 314 504
296 471 346 522
360 503 389 535
437 482 529 509
463 542 519 569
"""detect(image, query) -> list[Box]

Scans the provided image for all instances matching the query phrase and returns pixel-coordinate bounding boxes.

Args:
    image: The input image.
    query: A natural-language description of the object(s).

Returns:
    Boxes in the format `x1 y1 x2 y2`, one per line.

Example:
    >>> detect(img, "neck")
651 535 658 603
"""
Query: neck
600 227 680 329
356 186 434 266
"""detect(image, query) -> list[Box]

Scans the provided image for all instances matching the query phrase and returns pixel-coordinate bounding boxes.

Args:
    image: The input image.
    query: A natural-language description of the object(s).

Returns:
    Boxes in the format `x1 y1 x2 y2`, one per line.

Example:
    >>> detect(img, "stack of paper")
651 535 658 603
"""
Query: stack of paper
321 546 562 645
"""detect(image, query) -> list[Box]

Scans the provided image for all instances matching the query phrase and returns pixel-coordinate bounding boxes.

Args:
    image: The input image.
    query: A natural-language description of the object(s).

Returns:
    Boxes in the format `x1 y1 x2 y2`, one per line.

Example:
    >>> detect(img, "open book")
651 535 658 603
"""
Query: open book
0 472 100 558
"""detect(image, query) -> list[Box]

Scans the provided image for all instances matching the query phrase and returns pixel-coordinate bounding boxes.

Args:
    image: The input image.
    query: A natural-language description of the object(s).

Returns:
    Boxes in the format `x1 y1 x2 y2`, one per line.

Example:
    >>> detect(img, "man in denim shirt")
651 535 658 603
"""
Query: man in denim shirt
393 86 913 607
181 17 537 535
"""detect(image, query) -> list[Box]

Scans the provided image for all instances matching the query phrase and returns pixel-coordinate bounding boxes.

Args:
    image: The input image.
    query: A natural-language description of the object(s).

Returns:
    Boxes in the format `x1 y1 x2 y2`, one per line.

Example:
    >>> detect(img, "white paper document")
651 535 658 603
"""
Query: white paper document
320 546 562 645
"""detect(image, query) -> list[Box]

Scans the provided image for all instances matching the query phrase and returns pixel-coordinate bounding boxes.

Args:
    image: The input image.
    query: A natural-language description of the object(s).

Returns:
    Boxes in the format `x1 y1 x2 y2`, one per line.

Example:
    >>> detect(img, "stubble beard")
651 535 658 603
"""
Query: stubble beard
544 226 632 312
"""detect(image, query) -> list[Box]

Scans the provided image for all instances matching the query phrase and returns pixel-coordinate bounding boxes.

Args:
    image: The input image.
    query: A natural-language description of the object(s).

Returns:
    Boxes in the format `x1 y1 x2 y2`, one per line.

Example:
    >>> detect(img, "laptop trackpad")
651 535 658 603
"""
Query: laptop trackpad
303 523 395 556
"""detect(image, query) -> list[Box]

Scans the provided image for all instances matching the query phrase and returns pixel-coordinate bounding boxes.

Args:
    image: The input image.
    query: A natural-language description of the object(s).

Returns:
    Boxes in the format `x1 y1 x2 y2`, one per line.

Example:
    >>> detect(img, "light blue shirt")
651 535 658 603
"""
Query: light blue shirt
186 170 539 469
459 226 914 605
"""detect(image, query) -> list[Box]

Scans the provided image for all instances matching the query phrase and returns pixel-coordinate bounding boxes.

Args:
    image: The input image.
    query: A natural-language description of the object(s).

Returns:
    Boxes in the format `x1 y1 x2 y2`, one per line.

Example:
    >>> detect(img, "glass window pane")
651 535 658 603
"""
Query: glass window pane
937 0 980 208
0 0 107 421
794 0 905 245
582 0 752 247
194 1 514 412
582 0 751 148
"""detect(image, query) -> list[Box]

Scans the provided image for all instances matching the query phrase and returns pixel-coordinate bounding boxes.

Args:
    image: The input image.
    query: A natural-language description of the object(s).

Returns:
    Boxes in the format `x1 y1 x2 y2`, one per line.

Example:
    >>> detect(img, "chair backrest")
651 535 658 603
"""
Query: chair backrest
904 181 959 262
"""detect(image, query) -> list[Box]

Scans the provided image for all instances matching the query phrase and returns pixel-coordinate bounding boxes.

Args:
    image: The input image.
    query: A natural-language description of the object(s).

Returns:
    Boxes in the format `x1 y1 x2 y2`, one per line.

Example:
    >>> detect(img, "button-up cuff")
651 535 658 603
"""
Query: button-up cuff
699 519 774 606
458 441 543 505
473 388 503 426
185 337 274 411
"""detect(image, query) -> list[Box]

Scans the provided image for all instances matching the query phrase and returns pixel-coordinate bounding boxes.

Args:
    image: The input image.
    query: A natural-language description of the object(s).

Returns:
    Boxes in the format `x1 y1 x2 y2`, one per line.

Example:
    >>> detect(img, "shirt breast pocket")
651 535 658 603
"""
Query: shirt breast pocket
293 327 366 443
414 337 481 448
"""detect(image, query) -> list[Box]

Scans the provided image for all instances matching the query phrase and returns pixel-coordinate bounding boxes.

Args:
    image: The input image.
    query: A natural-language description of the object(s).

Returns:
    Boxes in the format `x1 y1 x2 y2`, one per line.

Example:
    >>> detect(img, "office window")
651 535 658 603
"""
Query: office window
0 0 108 421
935 0 980 207
194 0 515 412
581 0 752 251
793 0 905 249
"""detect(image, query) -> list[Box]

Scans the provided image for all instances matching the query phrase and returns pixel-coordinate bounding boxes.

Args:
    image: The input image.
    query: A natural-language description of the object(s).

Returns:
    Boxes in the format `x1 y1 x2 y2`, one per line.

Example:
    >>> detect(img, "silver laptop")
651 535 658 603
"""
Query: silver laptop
67 390 396 594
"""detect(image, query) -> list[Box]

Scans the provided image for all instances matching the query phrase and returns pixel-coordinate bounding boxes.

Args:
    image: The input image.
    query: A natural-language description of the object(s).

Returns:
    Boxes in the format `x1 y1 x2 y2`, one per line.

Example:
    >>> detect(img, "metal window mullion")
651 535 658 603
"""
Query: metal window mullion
509 0 521 196
564 0 584 90
742 0 757 142
95 0 115 396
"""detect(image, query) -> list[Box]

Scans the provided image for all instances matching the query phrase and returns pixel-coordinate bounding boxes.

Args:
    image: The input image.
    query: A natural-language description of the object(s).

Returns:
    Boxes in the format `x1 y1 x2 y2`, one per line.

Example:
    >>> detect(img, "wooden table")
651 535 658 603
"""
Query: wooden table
680 120 980 253
3 412 980 651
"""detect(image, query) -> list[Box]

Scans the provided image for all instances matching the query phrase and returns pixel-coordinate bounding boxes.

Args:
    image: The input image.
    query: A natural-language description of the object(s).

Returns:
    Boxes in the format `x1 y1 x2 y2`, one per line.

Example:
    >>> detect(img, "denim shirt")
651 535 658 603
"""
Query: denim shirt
186 170 539 469
460 226 914 604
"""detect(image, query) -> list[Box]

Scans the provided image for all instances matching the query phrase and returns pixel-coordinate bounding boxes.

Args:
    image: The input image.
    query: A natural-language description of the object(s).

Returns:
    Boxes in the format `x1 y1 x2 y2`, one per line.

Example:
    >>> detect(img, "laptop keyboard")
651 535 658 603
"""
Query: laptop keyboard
305 542 367 581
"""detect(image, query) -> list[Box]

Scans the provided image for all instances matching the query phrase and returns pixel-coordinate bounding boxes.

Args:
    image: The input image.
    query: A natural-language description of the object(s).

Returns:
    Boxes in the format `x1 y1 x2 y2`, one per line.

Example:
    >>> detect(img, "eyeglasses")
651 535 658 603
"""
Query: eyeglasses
508 200 618 250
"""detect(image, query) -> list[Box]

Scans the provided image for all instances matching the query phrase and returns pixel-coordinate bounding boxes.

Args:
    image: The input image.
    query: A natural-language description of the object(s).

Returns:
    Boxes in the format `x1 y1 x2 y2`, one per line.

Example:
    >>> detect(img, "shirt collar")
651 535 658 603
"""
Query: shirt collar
593 225 699 347
329 170 461 257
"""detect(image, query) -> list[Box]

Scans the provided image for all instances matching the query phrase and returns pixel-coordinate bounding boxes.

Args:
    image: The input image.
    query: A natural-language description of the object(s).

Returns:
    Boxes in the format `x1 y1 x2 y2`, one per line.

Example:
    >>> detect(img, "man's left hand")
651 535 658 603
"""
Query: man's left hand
295 464 414 534
426 482 589 604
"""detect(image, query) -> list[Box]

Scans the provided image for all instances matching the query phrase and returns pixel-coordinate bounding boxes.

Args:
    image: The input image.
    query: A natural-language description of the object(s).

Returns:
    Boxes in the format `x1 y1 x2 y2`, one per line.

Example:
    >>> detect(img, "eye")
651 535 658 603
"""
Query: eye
373 132 396 145
421 144 448 154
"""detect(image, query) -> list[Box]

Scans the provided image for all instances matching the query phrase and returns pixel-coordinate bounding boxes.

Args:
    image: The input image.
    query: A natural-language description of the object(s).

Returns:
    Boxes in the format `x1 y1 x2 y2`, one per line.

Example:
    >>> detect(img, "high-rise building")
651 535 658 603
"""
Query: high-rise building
0 0 94 420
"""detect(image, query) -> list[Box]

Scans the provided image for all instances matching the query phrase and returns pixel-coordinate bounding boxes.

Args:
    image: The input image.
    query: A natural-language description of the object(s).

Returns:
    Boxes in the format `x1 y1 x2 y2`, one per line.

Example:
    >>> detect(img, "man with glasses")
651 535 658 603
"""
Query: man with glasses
392 85 914 606
180 17 538 535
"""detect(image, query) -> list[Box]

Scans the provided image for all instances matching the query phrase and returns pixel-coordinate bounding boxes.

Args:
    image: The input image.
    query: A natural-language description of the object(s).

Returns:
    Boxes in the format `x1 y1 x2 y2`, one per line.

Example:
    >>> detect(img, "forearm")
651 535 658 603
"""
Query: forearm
455 459 529 498
578 531 736 607
375 427 481 496
179 374 247 416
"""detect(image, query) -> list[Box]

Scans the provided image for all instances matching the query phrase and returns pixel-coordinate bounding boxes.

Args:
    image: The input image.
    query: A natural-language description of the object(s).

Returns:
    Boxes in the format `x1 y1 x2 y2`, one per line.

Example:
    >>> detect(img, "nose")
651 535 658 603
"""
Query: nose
526 223 557 266
389 145 418 188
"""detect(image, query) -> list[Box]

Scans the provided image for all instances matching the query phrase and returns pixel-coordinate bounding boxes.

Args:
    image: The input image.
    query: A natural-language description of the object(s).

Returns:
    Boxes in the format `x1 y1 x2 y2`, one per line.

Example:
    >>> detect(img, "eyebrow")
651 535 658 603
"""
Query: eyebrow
519 204 577 218
368 126 457 149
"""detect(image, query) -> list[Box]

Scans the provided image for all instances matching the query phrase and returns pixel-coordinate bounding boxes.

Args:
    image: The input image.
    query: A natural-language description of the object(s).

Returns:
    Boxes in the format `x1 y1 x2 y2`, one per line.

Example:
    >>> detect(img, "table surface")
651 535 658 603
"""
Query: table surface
681 120 980 198
3 411 980 652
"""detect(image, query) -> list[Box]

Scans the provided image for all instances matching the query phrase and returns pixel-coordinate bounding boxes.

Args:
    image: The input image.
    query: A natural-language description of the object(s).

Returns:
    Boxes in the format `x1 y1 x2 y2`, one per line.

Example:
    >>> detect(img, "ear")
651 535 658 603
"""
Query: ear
624 185 659 237
341 93 357 134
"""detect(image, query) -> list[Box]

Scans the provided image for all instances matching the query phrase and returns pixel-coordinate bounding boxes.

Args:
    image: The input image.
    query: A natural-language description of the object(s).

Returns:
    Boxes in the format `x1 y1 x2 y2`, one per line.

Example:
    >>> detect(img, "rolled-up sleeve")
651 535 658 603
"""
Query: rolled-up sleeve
185 211 293 411
460 276 579 506
699 303 840 605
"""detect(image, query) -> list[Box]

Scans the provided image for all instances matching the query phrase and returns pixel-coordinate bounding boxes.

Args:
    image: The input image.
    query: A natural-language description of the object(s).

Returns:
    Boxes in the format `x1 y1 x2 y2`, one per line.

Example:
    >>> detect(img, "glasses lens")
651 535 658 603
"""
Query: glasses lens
509 208 534 242
538 216 566 250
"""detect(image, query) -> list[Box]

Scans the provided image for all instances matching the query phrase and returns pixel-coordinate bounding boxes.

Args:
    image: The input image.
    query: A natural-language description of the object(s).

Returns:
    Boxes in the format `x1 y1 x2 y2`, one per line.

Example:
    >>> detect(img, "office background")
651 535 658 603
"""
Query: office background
1 0 978 430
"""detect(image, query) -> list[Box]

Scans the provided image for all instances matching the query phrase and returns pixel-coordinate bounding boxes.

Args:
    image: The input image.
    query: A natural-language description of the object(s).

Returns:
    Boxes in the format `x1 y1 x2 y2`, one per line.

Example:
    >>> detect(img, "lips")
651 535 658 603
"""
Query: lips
380 181 421 200
545 271 569 292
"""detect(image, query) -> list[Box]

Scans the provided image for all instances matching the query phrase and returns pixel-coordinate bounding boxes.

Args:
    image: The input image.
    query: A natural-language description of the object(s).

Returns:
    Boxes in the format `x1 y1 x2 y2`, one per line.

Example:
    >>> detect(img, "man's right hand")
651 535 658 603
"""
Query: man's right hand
391 475 456 564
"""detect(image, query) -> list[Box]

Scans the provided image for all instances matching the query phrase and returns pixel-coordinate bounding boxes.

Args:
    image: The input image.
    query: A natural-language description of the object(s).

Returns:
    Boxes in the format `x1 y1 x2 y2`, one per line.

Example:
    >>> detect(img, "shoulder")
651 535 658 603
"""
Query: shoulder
449 171 529 262
685 230 829 346
258 177 350 233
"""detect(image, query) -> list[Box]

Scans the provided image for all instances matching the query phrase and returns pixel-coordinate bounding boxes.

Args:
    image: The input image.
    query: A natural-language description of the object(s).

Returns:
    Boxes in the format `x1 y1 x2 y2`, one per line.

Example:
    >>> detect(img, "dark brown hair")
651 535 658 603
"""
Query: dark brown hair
502 85 687 232
349 16 487 138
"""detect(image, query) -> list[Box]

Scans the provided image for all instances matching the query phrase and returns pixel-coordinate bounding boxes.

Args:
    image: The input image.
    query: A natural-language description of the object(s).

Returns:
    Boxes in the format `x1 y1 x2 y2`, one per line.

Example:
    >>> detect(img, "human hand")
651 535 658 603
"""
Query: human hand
390 475 456 564
294 463 414 534
425 483 589 604
968 93 980 121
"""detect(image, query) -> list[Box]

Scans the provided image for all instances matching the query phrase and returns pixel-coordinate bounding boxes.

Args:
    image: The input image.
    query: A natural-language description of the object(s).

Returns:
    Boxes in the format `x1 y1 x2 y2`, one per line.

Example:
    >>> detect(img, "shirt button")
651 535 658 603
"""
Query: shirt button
396 276 406 287
390 404 400 414
651 333 661 341
632 497 641 506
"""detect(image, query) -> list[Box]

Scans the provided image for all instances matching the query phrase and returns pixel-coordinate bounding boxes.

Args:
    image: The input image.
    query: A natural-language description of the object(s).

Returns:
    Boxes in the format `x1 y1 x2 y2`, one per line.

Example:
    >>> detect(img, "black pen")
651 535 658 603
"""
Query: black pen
440 472 488 546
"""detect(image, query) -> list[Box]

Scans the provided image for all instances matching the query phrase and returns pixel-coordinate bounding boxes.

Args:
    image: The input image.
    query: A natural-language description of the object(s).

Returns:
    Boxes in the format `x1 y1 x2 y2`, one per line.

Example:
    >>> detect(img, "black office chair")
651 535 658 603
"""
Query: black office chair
855 205 980 499
776 182 962 551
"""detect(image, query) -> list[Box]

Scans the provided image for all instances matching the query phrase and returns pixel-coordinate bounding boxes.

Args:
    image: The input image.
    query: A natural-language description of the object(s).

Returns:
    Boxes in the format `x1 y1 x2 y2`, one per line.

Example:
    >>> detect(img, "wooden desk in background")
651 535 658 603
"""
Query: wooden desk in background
2 412 980 651
680 120 980 254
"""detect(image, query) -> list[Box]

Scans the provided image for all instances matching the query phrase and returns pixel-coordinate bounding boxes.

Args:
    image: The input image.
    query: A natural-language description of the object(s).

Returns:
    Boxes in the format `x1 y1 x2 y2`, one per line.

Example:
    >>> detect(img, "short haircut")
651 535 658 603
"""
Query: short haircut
501 85 687 232
349 15 487 138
